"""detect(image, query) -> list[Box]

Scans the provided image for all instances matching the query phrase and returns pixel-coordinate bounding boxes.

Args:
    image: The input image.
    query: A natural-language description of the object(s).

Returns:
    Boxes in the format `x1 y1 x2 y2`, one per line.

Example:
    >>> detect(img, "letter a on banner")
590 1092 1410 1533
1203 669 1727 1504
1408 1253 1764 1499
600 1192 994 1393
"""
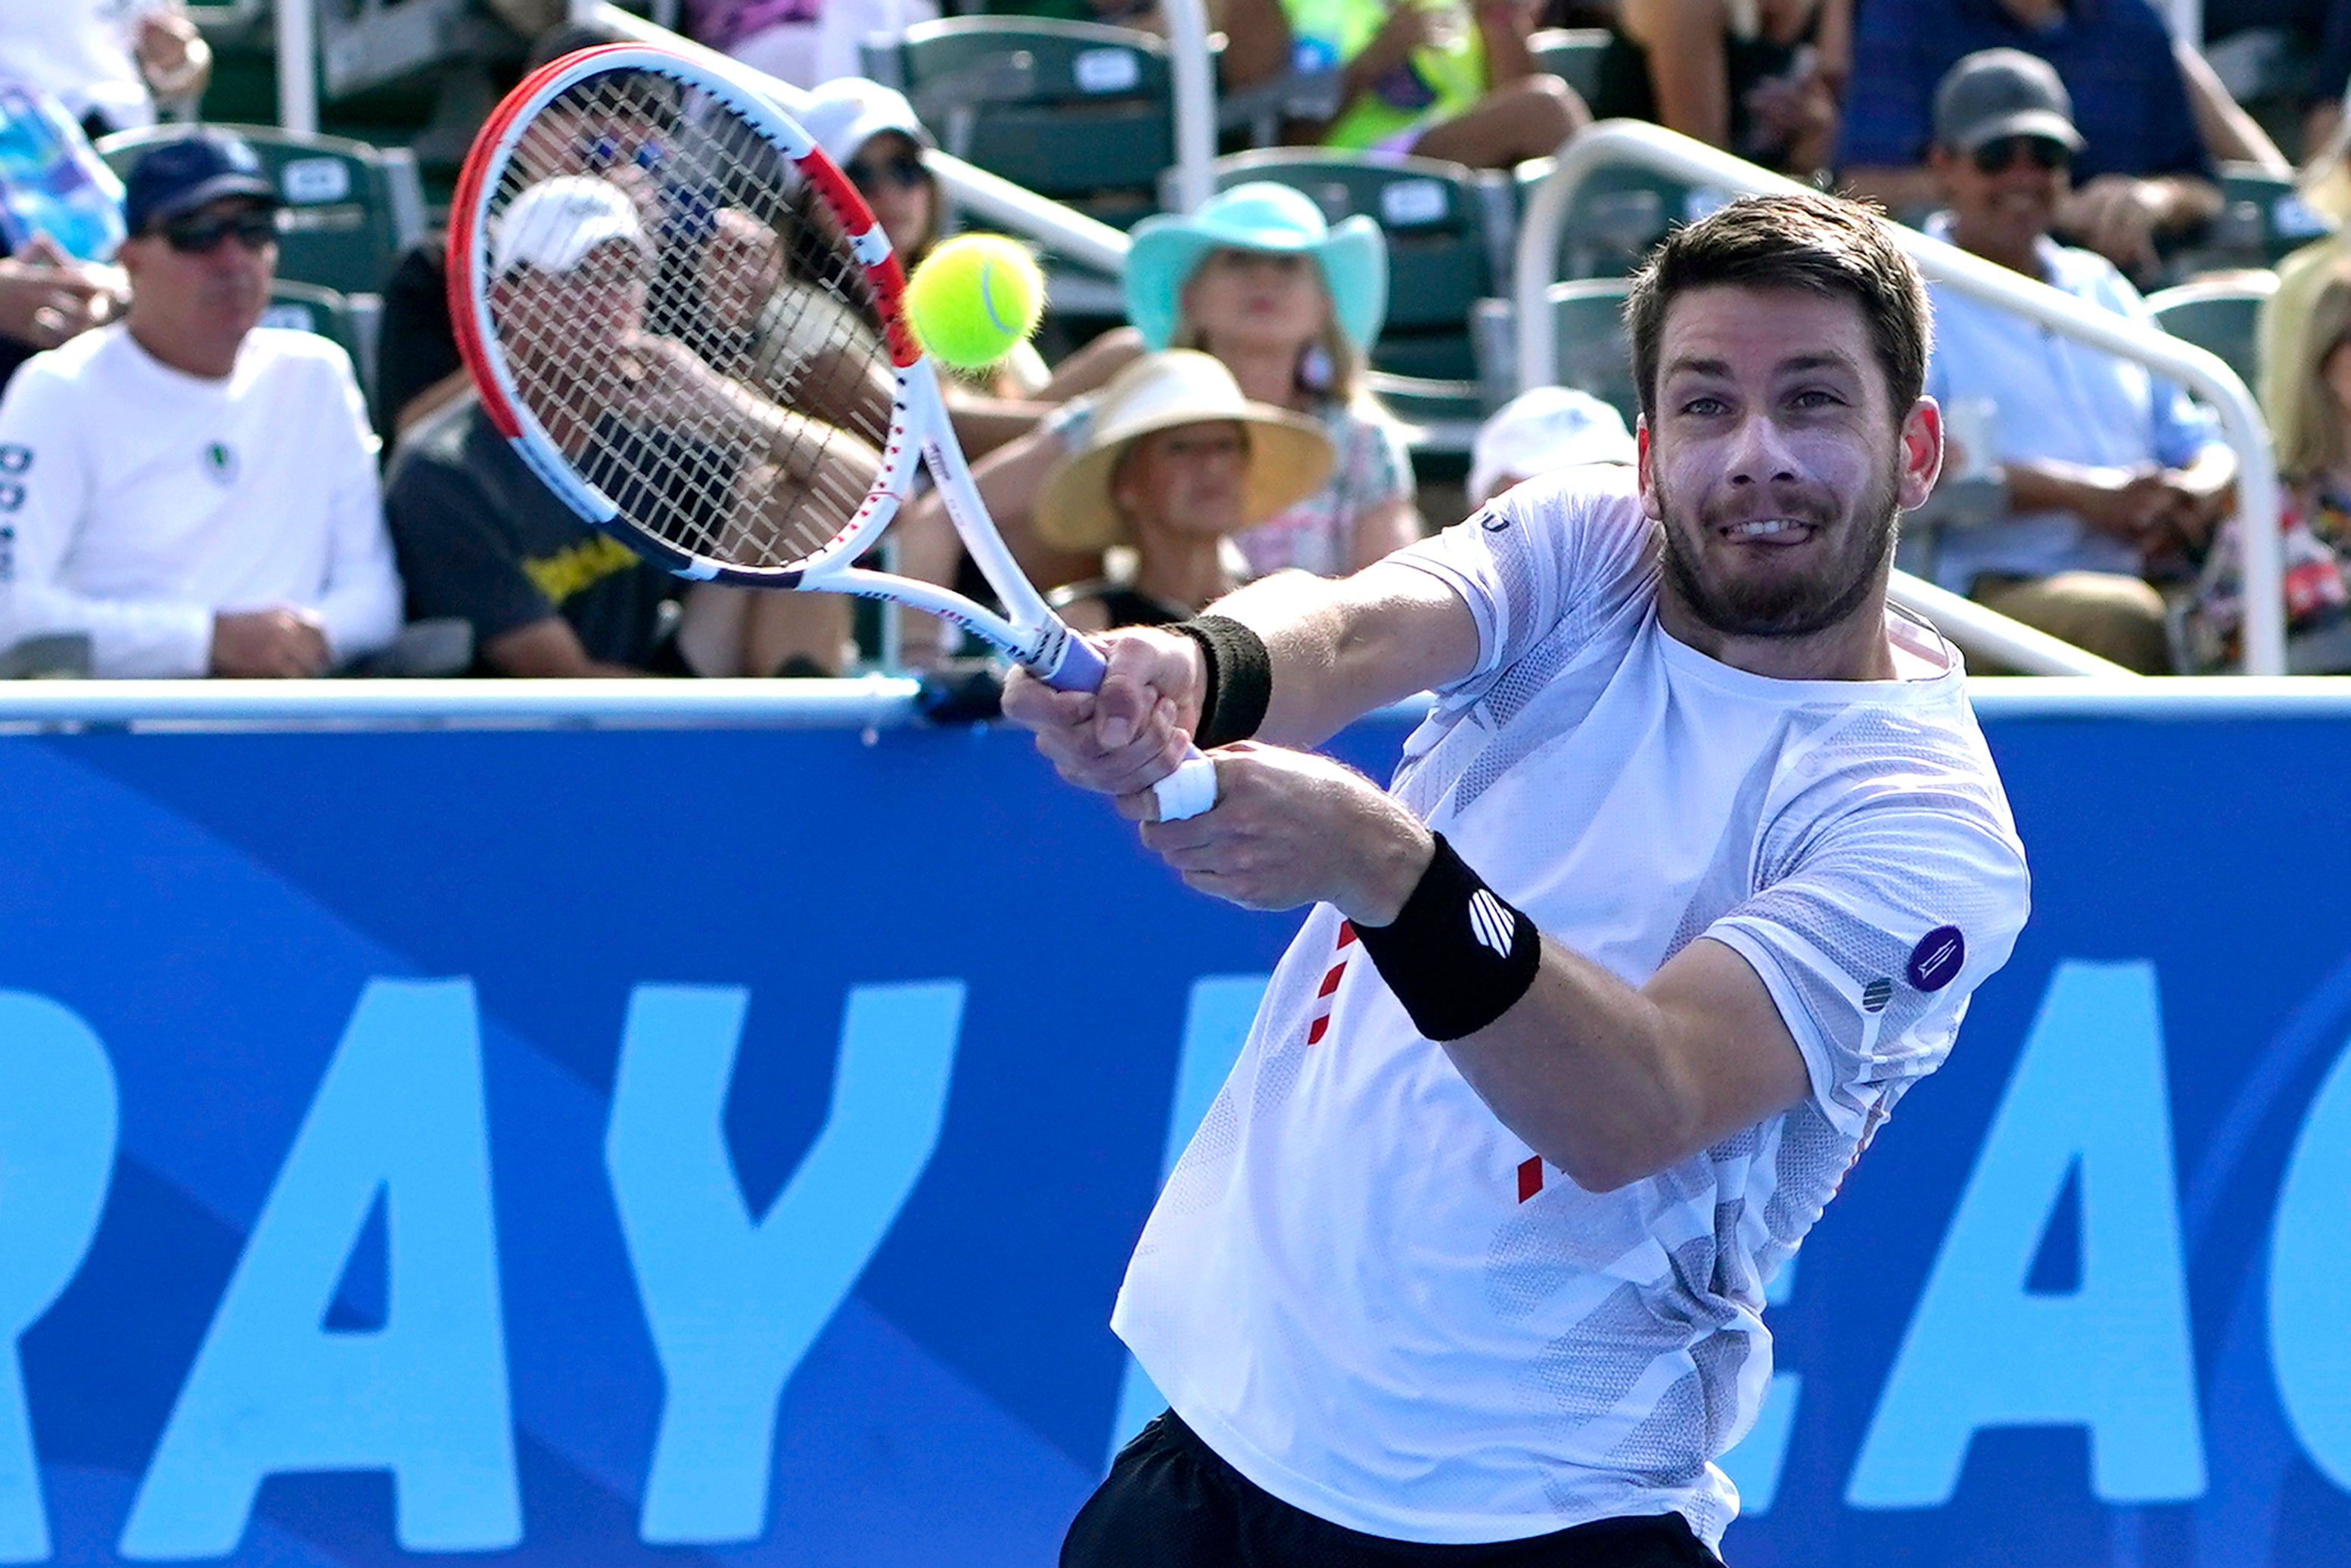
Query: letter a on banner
121 981 519 1559
608 982 962 1545
1848 960 2205 1507
0 994 117 1564
2270 1027 2351 1489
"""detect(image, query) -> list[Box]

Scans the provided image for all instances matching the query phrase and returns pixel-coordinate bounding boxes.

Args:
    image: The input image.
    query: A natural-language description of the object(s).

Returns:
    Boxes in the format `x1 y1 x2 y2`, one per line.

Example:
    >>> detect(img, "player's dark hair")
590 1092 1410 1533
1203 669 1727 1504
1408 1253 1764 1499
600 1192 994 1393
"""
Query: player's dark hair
1625 191 1930 427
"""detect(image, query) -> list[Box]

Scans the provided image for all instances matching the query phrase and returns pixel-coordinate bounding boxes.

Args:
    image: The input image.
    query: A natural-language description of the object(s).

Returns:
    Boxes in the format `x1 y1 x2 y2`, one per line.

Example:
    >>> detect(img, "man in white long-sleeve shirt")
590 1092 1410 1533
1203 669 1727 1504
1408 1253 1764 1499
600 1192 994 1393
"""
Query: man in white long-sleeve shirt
0 129 400 677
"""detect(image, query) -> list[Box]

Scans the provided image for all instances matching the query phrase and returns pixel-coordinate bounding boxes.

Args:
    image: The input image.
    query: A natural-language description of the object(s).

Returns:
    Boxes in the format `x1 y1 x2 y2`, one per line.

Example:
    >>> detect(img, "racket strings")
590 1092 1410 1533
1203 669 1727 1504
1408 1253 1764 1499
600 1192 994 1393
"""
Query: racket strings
484 67 898 573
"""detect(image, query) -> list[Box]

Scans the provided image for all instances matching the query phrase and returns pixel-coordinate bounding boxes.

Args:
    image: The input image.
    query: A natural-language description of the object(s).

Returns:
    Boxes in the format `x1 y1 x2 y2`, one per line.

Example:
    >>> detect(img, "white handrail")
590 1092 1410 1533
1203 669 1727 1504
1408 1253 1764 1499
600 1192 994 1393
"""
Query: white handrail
1514 120 2285 676
0 677 922 727
275 0 318 134
1162 0 1217 213
580 2 1132 272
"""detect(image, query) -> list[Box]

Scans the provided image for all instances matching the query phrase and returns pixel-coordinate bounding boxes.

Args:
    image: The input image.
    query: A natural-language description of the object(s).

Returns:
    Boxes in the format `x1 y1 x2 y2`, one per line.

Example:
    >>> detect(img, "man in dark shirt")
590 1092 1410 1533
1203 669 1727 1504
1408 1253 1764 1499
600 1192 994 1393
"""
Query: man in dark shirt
1837 0 2222 277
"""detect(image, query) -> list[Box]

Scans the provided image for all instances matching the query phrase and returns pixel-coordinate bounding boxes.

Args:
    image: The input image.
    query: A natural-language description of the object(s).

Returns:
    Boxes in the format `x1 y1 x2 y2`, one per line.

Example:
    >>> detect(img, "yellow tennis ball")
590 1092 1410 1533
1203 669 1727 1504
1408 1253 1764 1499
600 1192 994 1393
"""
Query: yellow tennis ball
904 235 1045 370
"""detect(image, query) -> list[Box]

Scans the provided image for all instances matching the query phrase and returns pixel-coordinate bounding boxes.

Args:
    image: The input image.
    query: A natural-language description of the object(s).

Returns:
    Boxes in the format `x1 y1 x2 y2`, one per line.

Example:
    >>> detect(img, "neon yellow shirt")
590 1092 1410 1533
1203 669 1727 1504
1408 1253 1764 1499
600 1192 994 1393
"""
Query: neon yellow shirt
1281 0 1488 150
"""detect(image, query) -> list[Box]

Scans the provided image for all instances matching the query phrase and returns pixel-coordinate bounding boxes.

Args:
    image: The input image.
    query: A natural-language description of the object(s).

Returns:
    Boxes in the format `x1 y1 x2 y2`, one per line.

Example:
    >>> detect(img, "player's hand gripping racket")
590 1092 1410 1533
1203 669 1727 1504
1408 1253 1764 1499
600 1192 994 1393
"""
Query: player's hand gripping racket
446 42 1217 820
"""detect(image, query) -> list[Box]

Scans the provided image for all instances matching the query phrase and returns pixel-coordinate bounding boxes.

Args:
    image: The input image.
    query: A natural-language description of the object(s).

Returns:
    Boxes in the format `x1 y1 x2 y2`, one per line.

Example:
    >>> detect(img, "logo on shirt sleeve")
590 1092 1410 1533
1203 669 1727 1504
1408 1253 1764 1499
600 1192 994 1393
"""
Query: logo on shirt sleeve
203 442 239 487
1907 926 1966 992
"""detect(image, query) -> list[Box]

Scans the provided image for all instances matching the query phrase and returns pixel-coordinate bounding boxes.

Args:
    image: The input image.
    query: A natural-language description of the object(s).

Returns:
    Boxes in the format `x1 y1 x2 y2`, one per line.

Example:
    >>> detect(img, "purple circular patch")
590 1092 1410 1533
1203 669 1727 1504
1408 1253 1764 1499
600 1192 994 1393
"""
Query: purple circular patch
1907 926 1965 992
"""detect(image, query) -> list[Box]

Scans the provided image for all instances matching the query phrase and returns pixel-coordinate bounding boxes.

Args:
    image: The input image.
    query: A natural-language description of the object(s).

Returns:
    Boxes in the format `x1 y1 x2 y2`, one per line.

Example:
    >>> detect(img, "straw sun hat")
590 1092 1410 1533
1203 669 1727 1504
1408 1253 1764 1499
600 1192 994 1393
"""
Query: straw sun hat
1034 350 1335 554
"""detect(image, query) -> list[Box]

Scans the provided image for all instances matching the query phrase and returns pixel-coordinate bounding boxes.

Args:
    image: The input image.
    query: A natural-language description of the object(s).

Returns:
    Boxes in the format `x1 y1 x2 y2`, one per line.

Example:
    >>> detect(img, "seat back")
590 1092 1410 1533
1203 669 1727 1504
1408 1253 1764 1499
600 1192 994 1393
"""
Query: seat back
2212 162 2334 266
868 18 1174 231
1525 160 1725 280
2145 274 2277 394
1527 27 1610 104
258 278 383 418
1544 276 1638 426
1211 148 1510 383
95 123 425 296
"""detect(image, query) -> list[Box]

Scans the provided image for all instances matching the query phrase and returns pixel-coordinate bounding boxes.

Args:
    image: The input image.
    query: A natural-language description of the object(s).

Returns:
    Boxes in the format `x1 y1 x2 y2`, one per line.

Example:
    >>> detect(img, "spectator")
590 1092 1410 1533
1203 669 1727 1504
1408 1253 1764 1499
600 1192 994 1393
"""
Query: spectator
1837 0 2231 278
912 182 1419 607
684 0 938 93
1271 0 1588 166
375 17 642 443
386 177 872 678
1909 49 2234 673
2203 0 2351 160
1035 349 1333 629
1467 383 1633 507
795 76 1053 435
2190 266 2351 667
2257 119 2351 452
0 130 397 678
1588 0 1849 176
0 0 210 138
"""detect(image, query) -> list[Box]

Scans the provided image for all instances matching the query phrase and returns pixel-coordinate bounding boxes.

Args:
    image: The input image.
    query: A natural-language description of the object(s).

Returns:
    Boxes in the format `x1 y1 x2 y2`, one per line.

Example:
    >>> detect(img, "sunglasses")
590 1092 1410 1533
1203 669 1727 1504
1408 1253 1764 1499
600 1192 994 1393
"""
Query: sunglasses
156 210 279 254
844 153 926 194
581 132 664 173
1970 136 2070 175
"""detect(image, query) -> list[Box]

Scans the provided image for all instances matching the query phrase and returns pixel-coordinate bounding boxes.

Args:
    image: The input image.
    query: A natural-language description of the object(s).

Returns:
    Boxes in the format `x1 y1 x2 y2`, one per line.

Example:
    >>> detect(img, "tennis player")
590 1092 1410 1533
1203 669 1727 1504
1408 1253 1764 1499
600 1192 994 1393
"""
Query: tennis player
1005 191 2032 1566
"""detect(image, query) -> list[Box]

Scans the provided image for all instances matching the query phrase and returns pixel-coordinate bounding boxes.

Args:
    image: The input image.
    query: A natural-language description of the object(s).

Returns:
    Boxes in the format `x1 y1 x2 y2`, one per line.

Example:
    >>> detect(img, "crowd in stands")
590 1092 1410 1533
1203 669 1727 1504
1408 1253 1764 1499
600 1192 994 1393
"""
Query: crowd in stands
0 0 2343 680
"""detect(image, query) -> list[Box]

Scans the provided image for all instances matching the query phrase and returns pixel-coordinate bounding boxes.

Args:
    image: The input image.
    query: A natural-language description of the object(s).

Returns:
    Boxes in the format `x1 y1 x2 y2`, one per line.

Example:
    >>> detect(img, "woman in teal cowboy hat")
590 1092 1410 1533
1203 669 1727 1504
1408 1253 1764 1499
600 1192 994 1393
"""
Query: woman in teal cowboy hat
895 182 1423 657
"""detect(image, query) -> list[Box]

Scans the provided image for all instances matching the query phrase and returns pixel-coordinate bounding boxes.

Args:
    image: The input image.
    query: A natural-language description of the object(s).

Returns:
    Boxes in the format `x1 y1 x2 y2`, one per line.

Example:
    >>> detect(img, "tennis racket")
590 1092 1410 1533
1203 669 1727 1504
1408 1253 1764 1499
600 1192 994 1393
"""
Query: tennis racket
446 42 1217 819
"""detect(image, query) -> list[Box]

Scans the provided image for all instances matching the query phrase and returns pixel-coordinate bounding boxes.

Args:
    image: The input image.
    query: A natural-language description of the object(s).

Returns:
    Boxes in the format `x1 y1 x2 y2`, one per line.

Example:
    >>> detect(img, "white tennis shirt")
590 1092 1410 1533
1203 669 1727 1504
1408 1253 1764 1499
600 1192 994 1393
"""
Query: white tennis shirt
0 323 400 677
1112 466 2032 1548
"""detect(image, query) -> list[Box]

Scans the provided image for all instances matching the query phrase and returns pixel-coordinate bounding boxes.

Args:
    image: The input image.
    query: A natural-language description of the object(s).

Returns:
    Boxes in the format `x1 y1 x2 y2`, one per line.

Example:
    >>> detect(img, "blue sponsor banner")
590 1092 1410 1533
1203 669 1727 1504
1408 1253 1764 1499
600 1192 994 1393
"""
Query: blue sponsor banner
0 705 2346 1565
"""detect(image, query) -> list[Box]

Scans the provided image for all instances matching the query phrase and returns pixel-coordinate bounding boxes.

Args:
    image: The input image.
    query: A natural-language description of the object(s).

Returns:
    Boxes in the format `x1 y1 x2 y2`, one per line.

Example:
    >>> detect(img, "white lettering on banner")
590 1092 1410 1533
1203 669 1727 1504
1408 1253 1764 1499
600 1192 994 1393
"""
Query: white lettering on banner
2269 1028 2351 1489
0 994 117 1565
606 982 964 1545
1846 960 2206 1507
7 959 2351 1557
119 980 521 1560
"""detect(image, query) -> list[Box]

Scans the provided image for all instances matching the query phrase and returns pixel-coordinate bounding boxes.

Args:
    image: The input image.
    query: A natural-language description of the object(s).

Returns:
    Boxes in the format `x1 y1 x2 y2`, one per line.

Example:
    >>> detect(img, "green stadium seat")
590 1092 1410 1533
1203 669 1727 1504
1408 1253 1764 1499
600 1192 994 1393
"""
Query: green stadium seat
2213 161 2334 267
257 279 383 421
2145 272 2276 394
95 123 426 297
1207 148 1513 450
865 17 1176 235
1528 27 1611 104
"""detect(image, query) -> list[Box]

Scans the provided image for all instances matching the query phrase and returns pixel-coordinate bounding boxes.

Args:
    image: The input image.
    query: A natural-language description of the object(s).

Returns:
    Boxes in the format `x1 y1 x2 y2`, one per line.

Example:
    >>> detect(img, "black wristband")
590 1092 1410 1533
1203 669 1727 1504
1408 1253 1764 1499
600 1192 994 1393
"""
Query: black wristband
1170 614 1271 748
1353 833 1541 1041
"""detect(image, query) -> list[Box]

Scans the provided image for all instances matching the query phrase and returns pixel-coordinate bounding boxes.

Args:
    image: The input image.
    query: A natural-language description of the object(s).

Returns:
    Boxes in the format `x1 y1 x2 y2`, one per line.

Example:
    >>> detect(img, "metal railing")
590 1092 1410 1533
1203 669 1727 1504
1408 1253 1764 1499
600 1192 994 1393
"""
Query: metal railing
1515 120 2286 677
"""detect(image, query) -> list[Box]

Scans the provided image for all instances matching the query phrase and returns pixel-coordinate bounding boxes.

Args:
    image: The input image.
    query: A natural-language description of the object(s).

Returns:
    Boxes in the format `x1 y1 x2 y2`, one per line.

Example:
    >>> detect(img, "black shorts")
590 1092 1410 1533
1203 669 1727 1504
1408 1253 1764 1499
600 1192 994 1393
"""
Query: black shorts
1062 1411 1727 1568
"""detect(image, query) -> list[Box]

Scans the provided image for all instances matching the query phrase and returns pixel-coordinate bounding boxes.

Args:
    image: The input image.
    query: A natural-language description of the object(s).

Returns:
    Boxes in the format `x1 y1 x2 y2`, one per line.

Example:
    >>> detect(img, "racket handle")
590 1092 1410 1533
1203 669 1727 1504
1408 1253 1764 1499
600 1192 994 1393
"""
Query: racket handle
1152 753 1220 823
1038 628 1217 820
1040 633 1106 692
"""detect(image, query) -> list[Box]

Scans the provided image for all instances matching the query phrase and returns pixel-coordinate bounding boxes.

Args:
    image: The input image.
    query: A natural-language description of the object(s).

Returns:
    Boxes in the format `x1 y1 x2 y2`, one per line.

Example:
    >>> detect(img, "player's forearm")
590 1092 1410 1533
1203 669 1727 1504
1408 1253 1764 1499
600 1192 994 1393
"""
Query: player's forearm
1207 561 1478 748
1439 945 1713 1193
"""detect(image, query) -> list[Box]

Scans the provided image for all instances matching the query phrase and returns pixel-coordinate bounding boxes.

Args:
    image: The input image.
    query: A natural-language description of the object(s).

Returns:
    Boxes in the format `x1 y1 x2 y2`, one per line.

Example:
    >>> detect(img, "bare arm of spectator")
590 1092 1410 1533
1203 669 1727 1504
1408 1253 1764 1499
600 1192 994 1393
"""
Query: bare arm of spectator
2175 39 2290 174
135 5 212 112
300 355 403 667
391 369 474 443
2057 173 2222 278
1214 0 1295 93
892 417 1093 667
1477 0 1544 89
1621 0 1736 148
0 238 123 352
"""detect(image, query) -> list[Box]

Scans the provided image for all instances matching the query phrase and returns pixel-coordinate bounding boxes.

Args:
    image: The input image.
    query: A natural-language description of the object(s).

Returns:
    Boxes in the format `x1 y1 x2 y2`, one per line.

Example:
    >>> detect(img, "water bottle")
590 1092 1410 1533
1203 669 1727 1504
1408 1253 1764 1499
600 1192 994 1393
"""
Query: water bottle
0 83 126 262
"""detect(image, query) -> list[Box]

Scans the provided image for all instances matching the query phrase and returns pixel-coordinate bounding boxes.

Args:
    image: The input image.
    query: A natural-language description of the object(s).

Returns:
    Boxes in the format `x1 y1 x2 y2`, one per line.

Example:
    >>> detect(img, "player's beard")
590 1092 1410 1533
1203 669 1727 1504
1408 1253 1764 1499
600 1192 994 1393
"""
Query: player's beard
1656 453 1903 640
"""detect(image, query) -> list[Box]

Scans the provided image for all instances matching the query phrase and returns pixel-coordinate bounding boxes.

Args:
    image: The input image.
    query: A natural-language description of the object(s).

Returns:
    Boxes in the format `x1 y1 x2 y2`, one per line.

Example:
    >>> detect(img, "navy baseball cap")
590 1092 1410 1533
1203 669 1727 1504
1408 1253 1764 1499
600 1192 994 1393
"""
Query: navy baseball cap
123 132 279 235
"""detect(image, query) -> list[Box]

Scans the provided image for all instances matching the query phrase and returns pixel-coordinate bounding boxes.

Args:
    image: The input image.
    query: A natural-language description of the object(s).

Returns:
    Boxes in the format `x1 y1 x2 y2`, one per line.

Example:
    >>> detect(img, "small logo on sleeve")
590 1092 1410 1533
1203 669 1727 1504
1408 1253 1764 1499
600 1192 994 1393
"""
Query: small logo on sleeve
1907 926 1965 992
203 441 238 486
1467 889 1516 957
1861 977 1894 1013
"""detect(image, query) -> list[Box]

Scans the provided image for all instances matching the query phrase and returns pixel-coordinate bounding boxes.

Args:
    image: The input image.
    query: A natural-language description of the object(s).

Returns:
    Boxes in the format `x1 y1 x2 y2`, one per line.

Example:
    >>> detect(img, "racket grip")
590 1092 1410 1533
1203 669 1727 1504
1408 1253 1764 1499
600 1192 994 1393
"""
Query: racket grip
1153 751 1219 822
1042 633 1107 692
